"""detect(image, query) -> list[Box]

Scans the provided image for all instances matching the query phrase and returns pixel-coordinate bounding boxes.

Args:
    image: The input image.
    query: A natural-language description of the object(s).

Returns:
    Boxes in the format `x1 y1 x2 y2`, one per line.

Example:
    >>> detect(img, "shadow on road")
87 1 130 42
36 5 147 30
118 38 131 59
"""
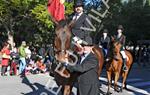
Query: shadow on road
21 76 62 95
20 76 76 95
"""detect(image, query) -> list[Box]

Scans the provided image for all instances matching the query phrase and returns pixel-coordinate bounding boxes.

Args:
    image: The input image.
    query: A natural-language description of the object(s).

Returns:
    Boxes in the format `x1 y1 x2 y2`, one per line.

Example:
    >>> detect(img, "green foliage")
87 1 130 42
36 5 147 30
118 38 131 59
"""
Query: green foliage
0 0 75 45
64 2 74 15
98 0 150 45
31 4 54 29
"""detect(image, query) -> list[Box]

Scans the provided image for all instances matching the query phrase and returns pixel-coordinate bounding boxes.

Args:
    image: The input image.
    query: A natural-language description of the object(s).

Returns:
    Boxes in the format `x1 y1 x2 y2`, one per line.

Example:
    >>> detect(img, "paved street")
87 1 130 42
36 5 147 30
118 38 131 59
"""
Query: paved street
0 63 150 95
99 63 150 95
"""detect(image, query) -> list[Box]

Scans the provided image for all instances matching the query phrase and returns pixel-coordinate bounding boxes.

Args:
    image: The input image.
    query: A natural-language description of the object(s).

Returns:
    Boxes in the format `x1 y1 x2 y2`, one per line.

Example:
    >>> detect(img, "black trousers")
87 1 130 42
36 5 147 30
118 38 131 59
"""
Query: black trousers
1 66 7 75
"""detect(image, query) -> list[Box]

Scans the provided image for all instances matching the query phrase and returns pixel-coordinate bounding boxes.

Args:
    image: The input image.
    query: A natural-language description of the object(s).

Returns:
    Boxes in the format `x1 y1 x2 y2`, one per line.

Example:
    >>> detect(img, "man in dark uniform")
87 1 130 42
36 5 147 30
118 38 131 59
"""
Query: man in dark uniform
99 29 110 59
66 43 100 95
114 25 128 71
71 0 92 46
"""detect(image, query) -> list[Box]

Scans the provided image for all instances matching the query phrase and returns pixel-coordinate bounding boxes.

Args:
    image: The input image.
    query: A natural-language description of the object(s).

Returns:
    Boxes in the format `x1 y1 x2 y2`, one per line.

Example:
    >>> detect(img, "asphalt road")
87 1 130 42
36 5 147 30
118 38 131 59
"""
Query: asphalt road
0 63 150 95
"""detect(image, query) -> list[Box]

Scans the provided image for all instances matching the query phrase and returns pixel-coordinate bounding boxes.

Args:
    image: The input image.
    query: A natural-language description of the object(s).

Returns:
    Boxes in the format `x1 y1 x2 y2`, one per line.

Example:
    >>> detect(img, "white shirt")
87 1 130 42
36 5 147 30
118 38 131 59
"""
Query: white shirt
72 12 83 21
117 33 122 38
25 47 31 59
80 52 90 64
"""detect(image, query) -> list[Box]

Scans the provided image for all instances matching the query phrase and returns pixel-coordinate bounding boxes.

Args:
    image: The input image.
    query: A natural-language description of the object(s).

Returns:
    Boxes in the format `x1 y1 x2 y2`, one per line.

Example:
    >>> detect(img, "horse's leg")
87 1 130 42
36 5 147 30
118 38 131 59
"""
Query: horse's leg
63 85 72 95
114 72 120 92
121 63 131 92
120 71 128 92
98 61 104 77
121 52 133 92
106 71 112 95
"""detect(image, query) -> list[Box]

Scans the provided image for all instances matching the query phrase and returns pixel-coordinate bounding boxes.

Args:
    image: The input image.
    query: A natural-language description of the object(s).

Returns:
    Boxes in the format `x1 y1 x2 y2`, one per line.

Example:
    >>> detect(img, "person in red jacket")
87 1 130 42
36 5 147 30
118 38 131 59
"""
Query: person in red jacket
1 42 11 76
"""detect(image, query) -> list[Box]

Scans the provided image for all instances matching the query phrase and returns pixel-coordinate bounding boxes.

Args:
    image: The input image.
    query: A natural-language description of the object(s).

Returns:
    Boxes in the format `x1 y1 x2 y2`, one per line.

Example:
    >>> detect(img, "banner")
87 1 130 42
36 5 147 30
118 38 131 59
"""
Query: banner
47 0 65 21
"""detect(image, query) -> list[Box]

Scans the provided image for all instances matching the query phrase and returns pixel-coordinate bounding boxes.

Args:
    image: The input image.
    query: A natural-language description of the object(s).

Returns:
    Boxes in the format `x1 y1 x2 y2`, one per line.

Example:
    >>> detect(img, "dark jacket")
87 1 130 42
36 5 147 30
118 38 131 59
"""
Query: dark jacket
99 36 110 49
114 34 126 50
67 53 99 95
71 13 92 44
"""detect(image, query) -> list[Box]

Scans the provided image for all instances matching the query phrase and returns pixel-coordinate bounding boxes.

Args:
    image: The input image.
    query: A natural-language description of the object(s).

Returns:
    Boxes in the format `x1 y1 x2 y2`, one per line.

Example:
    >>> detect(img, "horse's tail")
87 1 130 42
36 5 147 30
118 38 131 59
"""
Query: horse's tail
125 50 134 67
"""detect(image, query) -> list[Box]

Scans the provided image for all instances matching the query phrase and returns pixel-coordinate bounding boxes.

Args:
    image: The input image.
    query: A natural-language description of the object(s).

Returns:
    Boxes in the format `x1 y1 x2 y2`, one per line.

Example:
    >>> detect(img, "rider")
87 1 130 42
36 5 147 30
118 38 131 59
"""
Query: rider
99 29 110 61
65 1 100 95
71 0 92 46
114 25 128 71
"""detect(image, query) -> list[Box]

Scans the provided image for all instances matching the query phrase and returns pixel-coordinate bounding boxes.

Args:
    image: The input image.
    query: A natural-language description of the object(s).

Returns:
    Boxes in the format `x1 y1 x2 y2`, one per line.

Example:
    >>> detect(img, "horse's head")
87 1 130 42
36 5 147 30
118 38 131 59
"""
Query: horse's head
54 19 78 65
54 20 71 62
110 37 122 55
113 41 122 54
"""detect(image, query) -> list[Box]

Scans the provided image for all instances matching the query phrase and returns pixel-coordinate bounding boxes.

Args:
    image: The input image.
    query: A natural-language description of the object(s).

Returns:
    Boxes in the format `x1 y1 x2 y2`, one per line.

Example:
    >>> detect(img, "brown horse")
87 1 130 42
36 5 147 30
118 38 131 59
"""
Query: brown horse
106 40 133 95
52 19 104 95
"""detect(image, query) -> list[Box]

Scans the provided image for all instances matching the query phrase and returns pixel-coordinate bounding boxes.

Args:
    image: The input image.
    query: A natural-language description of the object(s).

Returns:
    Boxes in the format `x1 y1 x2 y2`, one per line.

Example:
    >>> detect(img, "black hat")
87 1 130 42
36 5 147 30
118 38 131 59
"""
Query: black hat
74 0 84 7
76 36 93 46
103 29 108 33
118 25 124 30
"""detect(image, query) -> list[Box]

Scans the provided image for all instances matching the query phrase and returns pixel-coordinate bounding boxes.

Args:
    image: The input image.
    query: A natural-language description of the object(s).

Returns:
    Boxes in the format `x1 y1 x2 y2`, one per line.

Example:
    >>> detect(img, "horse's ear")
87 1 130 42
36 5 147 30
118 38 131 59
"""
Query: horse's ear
111 36 115 42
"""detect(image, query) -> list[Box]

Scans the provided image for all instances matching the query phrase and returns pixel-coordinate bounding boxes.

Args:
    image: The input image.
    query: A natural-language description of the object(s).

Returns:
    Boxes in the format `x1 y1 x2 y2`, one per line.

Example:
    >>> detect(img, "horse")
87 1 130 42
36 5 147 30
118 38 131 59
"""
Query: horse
51 19 104 95
106 39 133 95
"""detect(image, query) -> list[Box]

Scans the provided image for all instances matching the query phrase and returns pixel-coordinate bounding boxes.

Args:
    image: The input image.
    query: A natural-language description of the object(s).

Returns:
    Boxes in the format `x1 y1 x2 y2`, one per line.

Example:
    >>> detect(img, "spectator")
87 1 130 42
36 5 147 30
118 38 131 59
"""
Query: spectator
38 44 46 58
25 45 31 64
10 42 19 75
1 42 11 76
36 57 47 74
18 41 27 77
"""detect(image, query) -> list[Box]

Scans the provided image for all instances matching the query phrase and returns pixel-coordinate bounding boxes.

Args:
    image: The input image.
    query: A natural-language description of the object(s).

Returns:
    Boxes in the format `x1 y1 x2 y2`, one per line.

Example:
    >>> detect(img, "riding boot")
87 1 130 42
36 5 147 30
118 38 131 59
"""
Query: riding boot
123 58 128 71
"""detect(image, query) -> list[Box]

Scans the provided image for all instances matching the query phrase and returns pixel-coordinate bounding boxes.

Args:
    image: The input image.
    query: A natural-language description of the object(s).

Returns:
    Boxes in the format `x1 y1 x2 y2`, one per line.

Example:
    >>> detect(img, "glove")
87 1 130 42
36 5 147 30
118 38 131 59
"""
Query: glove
63 63 68 67
73 36 79 42
66 65 74 73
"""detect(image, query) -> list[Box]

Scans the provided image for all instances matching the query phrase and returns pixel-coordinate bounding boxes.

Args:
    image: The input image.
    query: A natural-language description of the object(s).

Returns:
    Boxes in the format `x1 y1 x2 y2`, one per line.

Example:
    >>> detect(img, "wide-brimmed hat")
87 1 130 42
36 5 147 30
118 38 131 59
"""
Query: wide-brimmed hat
117 25 124 30
74 0 84 8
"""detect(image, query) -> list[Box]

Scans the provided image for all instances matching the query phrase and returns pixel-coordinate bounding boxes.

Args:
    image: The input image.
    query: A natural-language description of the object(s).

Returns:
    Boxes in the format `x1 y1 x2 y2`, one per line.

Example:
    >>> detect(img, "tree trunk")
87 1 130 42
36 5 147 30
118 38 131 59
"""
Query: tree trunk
4 24 14 50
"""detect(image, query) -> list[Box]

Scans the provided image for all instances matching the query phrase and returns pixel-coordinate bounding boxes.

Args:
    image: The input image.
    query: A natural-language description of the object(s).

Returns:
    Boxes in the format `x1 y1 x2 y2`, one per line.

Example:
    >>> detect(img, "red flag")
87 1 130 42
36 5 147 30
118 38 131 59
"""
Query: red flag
47 0 65 22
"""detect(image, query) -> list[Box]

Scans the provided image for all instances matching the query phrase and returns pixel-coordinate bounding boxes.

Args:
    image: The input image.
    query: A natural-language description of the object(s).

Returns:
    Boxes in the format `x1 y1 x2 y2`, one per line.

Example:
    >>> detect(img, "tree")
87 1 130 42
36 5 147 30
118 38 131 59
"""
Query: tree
97 0 150 45
0 0 41 46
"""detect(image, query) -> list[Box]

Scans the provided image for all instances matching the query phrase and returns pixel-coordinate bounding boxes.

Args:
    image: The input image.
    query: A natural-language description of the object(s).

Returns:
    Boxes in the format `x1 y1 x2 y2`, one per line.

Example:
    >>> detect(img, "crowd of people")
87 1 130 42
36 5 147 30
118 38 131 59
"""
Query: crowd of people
0 41 54 77
133 45 150 66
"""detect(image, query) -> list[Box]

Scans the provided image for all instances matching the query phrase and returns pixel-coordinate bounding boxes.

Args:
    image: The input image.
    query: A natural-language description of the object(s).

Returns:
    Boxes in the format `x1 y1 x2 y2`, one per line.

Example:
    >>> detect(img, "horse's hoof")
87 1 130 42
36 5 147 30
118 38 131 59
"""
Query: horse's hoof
120 88 123 92
99 88 106 95
106 92 112 95
114 88 120 92
124 85 127 90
